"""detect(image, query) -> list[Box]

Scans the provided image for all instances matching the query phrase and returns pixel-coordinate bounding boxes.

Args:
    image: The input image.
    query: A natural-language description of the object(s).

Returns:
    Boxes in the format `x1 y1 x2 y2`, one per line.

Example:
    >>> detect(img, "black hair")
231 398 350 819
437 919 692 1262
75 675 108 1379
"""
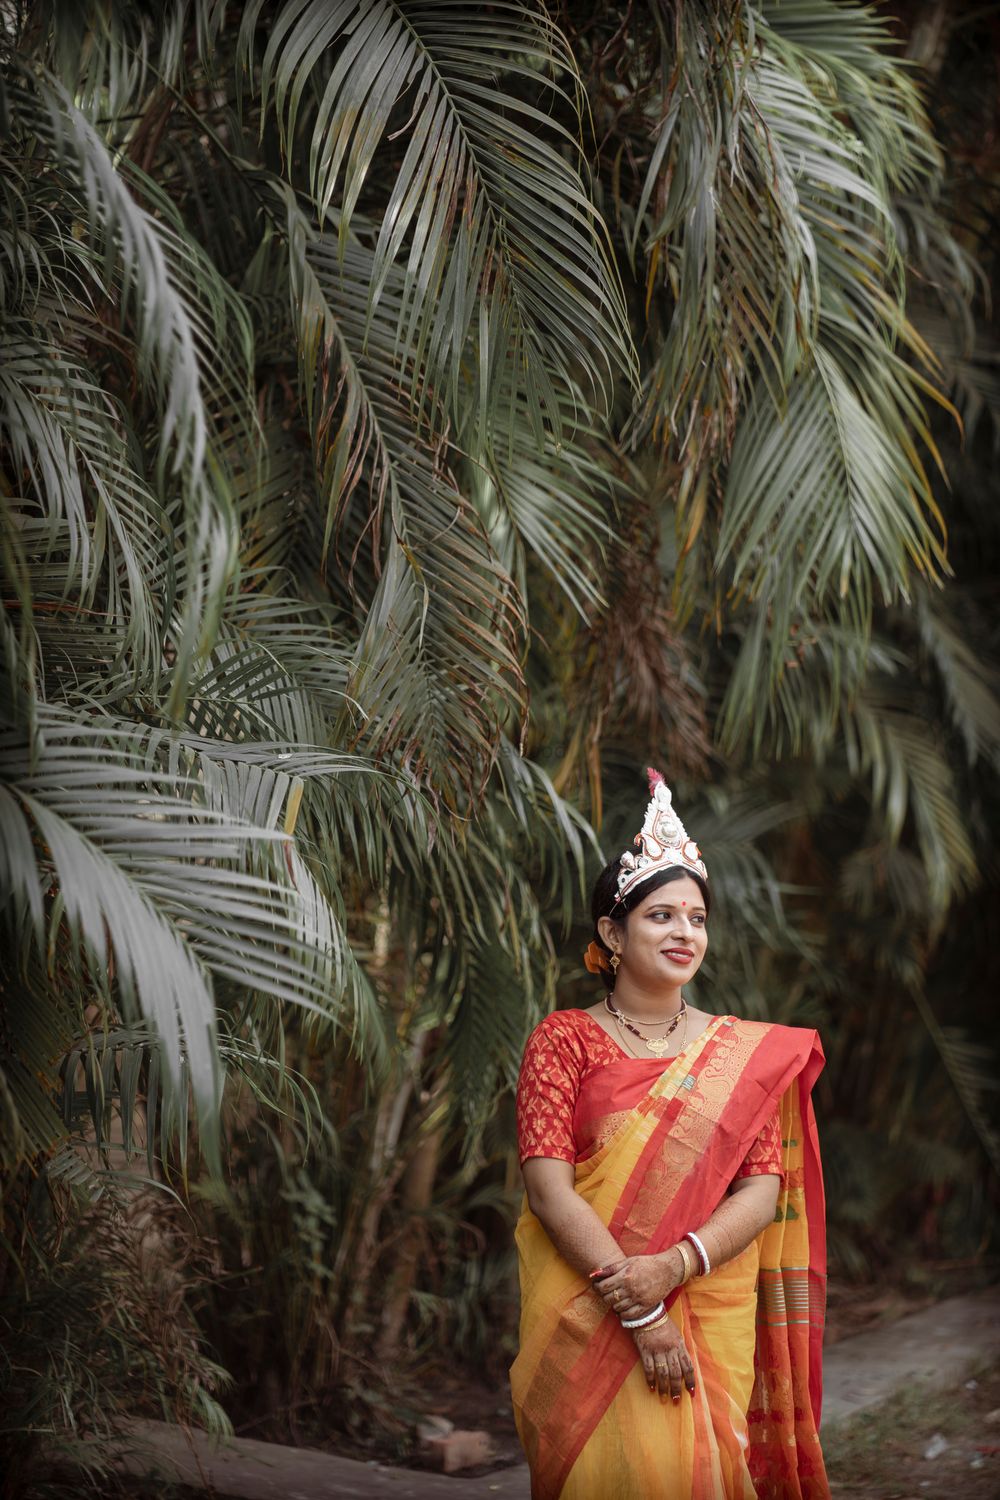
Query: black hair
589 858 711 989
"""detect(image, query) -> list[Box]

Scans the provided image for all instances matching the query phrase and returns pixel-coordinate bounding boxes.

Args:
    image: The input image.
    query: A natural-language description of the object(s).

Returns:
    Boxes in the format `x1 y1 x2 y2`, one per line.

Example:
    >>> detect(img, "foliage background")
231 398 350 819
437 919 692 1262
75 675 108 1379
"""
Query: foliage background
1 0 997 1487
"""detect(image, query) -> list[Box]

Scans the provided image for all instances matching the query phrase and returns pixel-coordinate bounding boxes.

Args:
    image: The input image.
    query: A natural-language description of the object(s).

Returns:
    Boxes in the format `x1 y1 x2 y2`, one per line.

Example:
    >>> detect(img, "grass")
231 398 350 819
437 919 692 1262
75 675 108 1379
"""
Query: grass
825 1361 1000 1498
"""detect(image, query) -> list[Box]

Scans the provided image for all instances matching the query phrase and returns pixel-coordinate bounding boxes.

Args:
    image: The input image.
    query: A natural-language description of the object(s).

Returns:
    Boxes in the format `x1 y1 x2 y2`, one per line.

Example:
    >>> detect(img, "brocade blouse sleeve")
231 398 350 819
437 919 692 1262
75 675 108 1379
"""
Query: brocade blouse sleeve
516 1017 584 1165
733 1103 783 1181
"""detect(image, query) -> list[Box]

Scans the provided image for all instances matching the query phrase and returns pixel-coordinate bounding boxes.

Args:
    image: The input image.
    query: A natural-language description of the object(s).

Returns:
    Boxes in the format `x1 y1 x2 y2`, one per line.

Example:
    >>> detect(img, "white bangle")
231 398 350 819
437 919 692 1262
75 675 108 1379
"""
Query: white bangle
621 1299 666 1329
685 1230 711 1276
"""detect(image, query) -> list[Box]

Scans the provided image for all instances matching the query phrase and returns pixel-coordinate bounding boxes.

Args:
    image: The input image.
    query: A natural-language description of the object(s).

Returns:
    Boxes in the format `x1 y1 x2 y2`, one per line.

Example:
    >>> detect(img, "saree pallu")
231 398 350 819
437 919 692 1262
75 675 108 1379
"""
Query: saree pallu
511 1015 829 1500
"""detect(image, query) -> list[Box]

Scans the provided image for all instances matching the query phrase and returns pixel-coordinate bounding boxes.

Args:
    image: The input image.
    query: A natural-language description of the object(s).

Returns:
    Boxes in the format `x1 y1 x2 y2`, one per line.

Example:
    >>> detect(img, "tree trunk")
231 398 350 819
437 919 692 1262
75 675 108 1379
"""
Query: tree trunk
374 1111 445 1363
336 898 426 1341
905 0 953 81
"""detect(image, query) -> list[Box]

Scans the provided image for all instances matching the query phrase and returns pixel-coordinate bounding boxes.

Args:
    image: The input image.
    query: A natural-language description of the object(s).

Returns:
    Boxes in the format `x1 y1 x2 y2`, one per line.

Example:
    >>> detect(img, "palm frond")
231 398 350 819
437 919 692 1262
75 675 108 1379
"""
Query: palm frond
843 687 978 905
759 0 940 198
908 997 1000 1177
24 0 195 117
0 706 373 1159
462 374 625 615
716 590 885 759
181 598 354 747
241 0 636 428
717 348 944 607
285 215 525 794
631 10 819 453
688 787 817 1018
910 307 1000 447
490 739 599 925
0 330 168 680
2 64 263 701
444 939 543 1148
626 0 952 755
916 590 1000 768
6 67 215 486
56 1021 334 1178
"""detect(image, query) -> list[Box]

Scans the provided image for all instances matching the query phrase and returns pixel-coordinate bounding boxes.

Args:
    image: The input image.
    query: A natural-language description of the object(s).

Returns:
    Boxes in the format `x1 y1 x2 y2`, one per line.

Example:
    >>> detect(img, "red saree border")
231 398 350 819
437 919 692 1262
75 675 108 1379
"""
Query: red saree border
747 1050 828 1497
800 1048 827 1427
515 1018 826 1500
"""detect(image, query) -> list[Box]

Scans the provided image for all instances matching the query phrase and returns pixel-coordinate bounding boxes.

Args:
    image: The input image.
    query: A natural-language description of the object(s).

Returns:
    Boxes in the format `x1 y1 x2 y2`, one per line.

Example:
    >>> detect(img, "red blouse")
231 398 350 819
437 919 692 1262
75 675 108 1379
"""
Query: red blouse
517 1010 783 1178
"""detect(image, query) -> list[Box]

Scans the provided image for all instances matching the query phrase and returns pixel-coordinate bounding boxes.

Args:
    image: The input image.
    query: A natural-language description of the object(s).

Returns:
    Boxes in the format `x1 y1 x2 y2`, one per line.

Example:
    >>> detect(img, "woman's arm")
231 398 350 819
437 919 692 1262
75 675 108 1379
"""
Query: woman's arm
590 1173 781 1314
521 1156 626 1276
521 1155 697 1403
690 1173 780 1271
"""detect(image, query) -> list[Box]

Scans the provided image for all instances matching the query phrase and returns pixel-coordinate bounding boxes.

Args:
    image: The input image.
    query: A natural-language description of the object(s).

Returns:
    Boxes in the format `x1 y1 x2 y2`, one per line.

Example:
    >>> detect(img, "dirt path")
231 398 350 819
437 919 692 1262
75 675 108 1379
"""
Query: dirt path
89 1286 1000 1498
822 1286 1000 1429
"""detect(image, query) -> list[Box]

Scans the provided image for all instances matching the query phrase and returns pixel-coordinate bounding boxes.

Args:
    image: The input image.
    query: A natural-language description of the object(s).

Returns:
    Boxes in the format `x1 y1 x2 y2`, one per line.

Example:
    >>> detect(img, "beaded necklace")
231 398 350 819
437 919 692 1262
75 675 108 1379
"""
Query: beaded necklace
604 995 687 1057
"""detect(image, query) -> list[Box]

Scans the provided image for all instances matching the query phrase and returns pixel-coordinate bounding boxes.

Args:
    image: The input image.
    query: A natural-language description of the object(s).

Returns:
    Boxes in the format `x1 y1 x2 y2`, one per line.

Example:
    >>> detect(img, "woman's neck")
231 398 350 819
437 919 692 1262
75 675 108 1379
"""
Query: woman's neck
609 975 685 1022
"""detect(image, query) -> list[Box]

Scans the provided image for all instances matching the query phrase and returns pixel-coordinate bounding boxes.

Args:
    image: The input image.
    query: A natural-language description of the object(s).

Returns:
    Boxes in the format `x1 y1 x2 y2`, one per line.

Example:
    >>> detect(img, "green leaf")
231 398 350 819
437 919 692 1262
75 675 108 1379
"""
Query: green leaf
242 0 636 427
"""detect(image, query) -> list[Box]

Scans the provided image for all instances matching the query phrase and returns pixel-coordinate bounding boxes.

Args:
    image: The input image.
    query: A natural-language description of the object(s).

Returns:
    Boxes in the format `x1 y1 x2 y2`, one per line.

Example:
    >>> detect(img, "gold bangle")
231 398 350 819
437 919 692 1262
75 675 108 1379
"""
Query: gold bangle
637 1308 673 1334
675 1240 696 1284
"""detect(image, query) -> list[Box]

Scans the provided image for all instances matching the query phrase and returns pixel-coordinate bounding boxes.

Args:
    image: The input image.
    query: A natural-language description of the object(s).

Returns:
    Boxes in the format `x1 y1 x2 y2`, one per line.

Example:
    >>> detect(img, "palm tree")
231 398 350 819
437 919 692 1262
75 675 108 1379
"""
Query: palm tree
1 0 997 1473
0 0 627 1461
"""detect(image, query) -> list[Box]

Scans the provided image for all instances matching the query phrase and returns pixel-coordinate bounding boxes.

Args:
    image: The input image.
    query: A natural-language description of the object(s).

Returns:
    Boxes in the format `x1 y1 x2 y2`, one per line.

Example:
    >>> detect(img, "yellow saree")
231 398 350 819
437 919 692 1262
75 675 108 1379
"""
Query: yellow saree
511 1015 829 1500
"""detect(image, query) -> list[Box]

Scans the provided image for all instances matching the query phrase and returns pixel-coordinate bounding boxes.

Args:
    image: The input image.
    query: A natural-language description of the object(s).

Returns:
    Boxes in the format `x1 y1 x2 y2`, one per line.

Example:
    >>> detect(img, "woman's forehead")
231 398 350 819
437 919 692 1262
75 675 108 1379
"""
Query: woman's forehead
635 876 706 911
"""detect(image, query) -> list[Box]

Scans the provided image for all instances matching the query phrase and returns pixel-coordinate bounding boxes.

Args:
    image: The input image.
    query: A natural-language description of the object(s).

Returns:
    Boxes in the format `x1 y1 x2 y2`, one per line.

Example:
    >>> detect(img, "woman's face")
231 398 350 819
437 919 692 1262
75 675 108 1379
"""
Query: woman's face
603 875 709 988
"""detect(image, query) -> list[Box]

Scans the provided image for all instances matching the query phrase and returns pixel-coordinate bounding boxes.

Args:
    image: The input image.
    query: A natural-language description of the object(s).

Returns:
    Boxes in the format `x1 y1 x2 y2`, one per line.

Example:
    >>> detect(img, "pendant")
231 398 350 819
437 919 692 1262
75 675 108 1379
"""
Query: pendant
644 1036 672 1057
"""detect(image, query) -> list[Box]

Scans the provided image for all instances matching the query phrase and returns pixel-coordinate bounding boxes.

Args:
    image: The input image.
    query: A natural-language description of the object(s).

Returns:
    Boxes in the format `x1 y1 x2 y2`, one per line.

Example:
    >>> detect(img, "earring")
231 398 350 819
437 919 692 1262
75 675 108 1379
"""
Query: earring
610 952 621 974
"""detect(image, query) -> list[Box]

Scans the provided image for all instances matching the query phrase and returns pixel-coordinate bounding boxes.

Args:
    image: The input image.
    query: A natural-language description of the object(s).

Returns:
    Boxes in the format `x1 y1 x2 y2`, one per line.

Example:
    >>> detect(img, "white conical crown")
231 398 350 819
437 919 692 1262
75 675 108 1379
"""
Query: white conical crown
615 769 707 905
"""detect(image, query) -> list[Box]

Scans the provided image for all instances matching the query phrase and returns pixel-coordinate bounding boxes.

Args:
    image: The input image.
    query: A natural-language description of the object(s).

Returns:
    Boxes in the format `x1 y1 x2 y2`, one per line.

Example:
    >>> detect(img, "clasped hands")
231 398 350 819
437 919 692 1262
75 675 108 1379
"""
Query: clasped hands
590 1250 696 1402
589 1248 683 1322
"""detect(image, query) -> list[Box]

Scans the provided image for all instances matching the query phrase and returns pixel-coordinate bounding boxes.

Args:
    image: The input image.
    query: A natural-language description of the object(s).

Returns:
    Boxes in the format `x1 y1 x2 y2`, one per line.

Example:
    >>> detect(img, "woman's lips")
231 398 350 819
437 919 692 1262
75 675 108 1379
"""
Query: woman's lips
662 948 694 964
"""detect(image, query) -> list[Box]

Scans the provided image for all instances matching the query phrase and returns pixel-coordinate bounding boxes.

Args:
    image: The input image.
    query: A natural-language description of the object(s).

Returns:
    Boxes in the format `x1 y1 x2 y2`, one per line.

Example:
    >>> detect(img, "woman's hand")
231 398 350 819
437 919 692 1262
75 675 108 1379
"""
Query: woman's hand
634 1317 696 1401
590 1248 684 1321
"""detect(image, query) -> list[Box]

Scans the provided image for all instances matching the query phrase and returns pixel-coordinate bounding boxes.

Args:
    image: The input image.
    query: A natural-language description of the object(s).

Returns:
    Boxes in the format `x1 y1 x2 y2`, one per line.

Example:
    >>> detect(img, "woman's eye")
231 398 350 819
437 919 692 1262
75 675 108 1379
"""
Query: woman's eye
647 908 706 921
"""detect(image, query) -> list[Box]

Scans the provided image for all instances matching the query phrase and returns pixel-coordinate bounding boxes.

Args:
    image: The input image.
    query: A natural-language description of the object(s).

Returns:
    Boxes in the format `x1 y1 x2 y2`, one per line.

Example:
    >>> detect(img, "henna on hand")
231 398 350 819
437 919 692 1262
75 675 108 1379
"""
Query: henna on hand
591 1246 685 1319
634 1317 696 1401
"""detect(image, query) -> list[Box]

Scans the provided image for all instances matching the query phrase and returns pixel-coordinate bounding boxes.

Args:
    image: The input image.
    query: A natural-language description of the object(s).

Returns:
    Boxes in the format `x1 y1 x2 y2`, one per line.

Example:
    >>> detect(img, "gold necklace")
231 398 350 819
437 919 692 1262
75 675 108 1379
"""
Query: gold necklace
605 995 687 1057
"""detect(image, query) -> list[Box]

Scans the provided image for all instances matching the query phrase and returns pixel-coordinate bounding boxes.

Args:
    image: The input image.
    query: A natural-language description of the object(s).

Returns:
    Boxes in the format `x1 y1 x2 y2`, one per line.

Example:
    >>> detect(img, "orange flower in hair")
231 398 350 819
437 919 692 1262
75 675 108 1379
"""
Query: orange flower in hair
584 940 611 974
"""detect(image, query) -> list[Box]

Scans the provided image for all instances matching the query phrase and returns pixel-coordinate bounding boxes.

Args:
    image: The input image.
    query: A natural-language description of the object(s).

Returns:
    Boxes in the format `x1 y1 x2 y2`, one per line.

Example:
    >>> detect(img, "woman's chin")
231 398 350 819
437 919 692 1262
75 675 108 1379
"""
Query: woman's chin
656 956 696 979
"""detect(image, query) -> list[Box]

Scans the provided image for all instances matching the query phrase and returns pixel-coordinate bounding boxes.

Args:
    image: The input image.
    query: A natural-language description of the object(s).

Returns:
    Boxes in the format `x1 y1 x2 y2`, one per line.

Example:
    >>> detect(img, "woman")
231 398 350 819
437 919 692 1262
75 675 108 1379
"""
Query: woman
511 772 829 1500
